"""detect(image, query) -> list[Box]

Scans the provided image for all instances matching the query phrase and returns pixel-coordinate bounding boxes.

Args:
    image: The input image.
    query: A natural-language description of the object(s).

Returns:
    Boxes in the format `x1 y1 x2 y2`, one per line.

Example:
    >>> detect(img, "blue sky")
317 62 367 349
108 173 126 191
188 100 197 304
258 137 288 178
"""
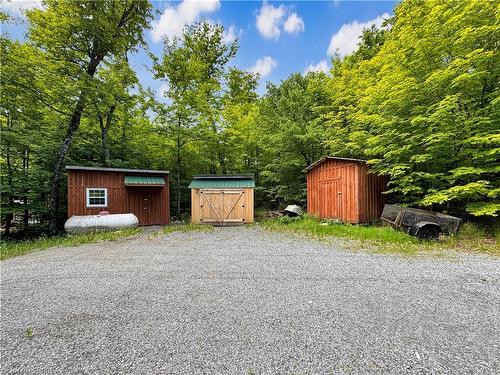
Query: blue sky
1 0 396 96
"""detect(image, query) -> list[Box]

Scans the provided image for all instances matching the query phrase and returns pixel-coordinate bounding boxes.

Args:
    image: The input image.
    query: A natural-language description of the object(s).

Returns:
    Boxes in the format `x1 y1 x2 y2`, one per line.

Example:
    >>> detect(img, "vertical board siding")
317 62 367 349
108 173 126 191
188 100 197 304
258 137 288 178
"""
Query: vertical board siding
245 188 254 223
191 189 200 223
358 165 386 223
306 159 386 223
127 188 164 225
190 187 254 225
67 170 169 225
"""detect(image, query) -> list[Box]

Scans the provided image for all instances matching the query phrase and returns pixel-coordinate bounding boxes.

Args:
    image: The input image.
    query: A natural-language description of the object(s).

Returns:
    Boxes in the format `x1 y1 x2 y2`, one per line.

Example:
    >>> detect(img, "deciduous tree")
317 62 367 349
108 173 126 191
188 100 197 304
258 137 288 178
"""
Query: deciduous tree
26 0 152 232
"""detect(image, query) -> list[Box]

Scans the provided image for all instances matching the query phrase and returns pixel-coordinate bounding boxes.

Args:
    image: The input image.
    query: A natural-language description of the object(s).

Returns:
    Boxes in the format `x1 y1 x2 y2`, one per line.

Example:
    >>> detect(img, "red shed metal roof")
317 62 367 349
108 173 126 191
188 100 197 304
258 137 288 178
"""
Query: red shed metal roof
302 156 366 173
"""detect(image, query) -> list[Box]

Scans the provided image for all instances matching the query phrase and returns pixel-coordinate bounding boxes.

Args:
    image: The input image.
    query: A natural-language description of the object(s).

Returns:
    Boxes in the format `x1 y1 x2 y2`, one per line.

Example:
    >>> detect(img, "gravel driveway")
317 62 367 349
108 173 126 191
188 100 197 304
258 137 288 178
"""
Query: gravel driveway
1 227 499 374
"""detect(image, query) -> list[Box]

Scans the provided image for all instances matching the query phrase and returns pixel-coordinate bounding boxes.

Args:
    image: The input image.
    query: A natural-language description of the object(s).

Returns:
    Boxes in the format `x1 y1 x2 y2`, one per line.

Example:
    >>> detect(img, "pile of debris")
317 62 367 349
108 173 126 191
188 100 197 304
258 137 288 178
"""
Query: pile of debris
266 205 304 218
283 205 303 217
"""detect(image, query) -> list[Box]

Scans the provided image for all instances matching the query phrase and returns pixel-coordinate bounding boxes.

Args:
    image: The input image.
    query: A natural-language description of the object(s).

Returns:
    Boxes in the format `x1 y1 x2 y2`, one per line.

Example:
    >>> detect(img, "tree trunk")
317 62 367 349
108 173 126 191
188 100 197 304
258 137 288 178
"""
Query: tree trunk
23 206 29 230
210 151 217 174
104 104 116 166
5 111 14 236
4 213 13 237
121 111 128 162
210 120 219 174
219 155 226 174
101 126 111 166
176 131 182 220
23 148 29 232
219 142 227 174
48 94 86 234
98 104 115 167
48 56 102 234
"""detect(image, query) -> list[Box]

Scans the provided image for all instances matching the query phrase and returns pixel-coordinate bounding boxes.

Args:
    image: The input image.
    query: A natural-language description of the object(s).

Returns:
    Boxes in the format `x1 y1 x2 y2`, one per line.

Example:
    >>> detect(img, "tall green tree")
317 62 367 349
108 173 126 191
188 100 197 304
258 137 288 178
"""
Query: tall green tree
153 21 237 218
322 0 499 217
91 58 139 166
219 68 260 175
25 0 152 232
258 72 330 206
1 38 51 235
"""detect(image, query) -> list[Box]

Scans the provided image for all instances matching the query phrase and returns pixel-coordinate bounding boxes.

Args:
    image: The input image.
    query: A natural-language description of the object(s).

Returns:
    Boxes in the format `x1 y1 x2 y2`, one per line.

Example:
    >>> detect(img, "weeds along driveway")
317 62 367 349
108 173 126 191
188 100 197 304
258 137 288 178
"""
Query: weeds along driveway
1 227 499 374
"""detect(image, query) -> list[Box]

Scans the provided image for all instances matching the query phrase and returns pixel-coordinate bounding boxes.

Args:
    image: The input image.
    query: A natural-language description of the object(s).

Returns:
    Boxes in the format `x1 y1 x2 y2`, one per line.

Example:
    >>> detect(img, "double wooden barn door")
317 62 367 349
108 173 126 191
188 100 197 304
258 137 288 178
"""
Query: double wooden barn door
199 189 246 225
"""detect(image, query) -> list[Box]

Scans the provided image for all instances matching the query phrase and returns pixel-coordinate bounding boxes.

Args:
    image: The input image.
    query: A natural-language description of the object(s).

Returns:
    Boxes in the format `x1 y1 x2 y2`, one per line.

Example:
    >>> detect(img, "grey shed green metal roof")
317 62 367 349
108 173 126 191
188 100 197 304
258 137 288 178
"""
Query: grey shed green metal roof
188 175 255 189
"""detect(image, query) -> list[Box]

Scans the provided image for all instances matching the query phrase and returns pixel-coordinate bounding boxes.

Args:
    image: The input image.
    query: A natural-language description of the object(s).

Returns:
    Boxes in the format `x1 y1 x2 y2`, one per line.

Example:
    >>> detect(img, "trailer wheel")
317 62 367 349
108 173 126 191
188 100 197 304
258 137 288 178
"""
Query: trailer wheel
416 225 440 240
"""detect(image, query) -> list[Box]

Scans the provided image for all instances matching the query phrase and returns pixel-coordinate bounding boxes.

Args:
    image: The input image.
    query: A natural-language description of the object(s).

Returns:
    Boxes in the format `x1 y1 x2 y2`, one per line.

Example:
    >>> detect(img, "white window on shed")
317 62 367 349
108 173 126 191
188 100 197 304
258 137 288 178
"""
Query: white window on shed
86 188 107 207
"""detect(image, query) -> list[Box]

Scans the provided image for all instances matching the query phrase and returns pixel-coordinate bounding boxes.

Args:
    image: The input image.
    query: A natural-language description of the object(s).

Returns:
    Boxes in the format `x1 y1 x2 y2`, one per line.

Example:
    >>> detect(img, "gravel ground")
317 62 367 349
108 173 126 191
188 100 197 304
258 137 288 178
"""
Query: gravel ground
1 226 499 374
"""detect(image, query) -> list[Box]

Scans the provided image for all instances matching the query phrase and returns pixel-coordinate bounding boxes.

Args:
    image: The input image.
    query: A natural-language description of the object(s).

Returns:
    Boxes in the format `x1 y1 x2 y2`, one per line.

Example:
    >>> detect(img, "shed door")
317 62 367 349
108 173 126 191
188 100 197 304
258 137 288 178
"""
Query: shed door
128 189 162 225
200 189 245 224
319 180 341 219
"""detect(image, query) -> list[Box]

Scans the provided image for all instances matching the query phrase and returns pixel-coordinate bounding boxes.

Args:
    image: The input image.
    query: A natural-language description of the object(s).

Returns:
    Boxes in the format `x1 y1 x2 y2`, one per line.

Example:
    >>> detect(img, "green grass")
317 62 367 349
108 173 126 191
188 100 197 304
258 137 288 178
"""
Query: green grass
161 223 214 234
25 327 34 339
261 216 499 256
0 228 143 260
443 222 500 255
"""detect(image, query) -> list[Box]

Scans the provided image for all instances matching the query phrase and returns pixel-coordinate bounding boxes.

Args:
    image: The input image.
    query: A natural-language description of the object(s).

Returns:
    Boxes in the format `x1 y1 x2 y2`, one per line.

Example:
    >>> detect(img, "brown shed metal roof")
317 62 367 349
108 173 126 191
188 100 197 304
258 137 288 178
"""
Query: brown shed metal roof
66 166 169 174
302 156 366 173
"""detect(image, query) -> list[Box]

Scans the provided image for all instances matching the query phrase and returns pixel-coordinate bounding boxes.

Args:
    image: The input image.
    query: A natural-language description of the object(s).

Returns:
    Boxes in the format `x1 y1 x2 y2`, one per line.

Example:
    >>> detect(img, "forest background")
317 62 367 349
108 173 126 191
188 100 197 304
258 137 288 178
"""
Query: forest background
1 0 498 237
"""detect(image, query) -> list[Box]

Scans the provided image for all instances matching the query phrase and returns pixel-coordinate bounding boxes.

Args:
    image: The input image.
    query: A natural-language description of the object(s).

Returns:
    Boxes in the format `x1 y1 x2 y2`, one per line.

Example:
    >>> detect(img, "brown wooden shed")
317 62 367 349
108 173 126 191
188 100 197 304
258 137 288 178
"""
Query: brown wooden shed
66 166 170 226
189 175 254 225
303 157 386 223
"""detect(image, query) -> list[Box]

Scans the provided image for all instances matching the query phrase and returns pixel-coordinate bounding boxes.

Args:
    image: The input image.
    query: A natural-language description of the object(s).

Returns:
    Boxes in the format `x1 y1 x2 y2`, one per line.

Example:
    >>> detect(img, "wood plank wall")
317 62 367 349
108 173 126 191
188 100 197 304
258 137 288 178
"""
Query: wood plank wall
190 188 254 224
357 164 387 223
306 159 386 223
67 170 170 225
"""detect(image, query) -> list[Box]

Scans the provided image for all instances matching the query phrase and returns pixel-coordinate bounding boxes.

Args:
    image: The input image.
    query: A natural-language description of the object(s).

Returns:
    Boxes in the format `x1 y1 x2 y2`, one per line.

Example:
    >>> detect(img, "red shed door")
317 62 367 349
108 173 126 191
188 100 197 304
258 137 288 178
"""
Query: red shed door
128 189 162 225
319 180 341 219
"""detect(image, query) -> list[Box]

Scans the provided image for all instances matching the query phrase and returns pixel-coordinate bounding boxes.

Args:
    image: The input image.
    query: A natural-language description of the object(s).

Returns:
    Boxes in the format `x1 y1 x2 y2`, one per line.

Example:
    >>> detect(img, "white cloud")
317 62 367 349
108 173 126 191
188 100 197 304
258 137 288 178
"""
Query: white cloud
303 60 329 75
327 13 390 57
0 0 43 16
284 13 304 34
256 2 305 40
256 2 286 40
156 82 169 98
249 56 277 78
151 0 220 42
202 20 241 44
222 25 241 44
155 82 173 106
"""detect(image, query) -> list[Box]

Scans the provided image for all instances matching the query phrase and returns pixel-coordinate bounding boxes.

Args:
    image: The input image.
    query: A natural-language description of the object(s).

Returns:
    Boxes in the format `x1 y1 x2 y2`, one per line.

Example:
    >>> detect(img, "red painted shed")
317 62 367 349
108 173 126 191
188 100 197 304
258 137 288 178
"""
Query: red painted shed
66 166 170 226
303 157 386 223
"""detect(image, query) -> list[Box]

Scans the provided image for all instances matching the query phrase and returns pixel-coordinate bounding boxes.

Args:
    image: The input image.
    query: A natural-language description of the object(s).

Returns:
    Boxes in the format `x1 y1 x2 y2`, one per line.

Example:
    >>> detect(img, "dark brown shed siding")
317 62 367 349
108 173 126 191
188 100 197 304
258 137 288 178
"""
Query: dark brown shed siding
306 158 385 223
67 170 169 225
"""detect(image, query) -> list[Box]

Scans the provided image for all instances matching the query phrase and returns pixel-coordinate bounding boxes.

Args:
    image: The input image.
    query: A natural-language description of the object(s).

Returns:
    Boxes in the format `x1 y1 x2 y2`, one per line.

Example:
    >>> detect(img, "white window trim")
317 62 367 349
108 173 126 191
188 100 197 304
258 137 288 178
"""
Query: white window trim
86 187 108 208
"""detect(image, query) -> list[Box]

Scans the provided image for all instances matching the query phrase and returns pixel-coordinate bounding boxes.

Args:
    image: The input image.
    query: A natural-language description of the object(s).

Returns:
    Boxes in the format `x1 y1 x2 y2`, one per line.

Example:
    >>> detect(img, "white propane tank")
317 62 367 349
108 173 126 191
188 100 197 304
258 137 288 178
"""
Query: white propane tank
64 213 139 234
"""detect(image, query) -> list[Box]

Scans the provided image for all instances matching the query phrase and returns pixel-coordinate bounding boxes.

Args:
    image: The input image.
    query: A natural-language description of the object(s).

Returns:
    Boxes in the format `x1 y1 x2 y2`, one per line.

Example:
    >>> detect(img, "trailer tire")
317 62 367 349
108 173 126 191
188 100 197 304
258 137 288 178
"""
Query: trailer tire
416 225 440 241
